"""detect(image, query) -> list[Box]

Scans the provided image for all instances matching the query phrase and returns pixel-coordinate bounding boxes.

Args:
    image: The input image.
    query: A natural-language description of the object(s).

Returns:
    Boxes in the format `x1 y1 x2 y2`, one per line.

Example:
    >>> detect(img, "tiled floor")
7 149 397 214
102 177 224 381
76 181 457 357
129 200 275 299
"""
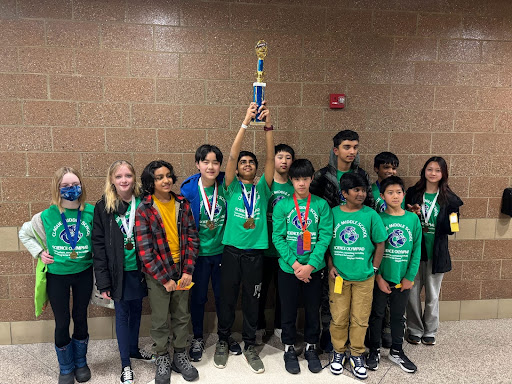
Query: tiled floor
1 318 511 384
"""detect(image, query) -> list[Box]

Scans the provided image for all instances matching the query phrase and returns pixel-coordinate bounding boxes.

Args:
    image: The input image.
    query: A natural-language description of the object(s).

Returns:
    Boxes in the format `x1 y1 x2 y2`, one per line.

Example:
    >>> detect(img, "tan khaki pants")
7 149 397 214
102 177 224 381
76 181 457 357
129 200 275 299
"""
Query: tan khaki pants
329 275 374 356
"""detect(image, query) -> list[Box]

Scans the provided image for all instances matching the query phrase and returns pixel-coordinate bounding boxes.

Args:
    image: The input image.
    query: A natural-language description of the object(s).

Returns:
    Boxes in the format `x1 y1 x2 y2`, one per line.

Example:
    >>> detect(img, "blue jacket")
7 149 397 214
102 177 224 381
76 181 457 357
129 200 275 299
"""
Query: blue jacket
180 172 226 229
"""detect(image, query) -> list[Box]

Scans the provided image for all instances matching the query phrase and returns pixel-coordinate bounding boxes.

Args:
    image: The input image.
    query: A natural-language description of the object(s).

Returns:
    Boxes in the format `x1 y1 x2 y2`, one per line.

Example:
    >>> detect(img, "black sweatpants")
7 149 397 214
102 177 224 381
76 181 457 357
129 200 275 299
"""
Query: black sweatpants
47 266 93 348
279 268 322 346
368 280 410 351
258 256 281 330
217 245 263 347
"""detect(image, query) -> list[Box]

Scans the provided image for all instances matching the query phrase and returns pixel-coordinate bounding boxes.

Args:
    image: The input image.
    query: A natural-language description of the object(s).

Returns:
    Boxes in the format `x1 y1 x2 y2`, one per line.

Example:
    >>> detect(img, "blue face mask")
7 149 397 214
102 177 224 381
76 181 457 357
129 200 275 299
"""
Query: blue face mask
60 185 82 201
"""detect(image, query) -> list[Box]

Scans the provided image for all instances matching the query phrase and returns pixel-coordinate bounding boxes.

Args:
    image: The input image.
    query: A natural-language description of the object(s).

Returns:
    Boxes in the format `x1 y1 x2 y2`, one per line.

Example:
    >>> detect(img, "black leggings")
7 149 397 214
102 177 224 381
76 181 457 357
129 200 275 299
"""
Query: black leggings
47 266 93 347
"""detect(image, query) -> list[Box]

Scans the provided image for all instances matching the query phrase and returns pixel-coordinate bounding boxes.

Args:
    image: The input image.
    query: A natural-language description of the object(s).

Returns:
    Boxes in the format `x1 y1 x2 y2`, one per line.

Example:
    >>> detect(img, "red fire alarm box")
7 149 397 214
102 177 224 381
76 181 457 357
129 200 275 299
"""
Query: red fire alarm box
330 94 345 109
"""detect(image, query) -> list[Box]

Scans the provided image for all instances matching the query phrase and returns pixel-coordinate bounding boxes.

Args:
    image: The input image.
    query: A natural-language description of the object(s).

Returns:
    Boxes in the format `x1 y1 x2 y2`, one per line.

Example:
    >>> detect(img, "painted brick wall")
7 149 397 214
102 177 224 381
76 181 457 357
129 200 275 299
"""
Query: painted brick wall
1 0 512 322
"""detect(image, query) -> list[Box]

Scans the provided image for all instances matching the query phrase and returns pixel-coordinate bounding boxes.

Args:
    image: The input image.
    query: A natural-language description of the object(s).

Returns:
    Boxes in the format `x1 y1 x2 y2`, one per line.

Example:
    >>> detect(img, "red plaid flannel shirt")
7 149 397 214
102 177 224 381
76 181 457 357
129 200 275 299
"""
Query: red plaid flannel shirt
135 192 199 285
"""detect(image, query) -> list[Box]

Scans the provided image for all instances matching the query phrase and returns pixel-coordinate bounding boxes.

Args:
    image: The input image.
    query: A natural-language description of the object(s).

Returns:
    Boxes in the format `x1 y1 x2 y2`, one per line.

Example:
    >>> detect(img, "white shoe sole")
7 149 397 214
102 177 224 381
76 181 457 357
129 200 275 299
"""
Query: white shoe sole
388 354 416 373
330 366 343 375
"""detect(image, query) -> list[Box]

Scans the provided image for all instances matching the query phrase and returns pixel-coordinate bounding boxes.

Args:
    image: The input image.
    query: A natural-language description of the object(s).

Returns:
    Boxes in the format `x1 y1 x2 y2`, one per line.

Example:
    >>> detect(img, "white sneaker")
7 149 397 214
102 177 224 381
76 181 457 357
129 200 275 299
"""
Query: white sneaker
273 328 282 340
255 329 266 345
330 352 346 375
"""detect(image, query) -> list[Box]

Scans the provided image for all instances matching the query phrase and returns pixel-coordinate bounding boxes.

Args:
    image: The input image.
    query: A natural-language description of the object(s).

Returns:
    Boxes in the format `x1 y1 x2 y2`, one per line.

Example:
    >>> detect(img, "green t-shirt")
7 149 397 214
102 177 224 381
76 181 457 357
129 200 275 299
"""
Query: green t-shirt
197 184 227 256
421 192 440 260
114 196 141 271
264 177 295 257
329 205 388 281
372 182 405 213
272 194 333 274
41 204 94 275
222 177 271 250
336 169 353 206
378 211 422 284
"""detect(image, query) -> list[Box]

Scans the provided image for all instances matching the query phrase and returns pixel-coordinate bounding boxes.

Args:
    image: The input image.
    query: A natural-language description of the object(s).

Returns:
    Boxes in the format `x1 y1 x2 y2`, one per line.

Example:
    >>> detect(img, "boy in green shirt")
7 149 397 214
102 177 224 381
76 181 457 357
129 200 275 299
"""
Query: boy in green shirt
367 176 421 374
372 152 400 213
214 101 274 374
272 159 333 375
258 143 296 342
327 173 387 380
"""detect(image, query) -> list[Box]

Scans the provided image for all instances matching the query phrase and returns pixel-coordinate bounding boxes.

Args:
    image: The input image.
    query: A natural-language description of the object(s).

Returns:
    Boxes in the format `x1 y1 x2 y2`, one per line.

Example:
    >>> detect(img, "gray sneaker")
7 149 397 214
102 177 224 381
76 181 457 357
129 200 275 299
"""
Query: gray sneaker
155 354 171 384
214 340 229 369
243 345 265 374
172 351 198 381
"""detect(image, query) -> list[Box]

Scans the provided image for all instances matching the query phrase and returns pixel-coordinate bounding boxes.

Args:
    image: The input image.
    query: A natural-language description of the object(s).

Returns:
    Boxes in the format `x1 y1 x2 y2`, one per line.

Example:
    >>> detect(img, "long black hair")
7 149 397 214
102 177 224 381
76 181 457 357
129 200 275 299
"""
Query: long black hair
140 160 177 196
412 156 454 205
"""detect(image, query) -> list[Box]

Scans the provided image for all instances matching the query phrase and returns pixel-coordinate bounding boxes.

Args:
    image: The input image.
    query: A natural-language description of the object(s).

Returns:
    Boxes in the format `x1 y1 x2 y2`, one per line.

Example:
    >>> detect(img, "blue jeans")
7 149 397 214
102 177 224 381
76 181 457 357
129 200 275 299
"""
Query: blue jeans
114 298 143 368
190 254 222 339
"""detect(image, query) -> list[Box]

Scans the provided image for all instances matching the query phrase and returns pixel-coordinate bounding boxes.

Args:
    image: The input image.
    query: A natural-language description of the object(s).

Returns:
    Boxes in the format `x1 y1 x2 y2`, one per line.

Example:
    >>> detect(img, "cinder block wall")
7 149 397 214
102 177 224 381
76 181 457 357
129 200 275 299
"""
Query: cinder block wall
1 0 512 337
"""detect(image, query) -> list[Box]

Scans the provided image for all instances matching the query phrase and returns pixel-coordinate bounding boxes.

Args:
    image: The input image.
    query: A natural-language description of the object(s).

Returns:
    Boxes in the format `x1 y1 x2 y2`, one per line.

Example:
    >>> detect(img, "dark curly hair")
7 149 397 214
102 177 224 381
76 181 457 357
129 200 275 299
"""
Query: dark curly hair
140 160 177 196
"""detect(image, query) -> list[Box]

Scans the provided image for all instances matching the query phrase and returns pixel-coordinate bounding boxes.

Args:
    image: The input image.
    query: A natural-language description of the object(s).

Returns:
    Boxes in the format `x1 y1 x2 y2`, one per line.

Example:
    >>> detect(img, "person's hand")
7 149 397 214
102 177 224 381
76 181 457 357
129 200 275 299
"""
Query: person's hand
243 102 258 126
376 275 391 294
295 264 314 282
164 280 177 292
40 251 54 264
101 291 111 300
179 273 192 288
258 100 271 126
329 266 338 280
291 260 302 271
407 203 421 215
400 278 414 292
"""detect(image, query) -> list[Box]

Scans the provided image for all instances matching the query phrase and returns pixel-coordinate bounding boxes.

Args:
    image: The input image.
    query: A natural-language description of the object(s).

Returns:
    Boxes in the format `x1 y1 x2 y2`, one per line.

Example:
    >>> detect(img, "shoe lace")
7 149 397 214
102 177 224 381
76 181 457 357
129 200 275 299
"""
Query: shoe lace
352 355 364 368
191 339 204 353
217 341 228 354
245 345 259 361
138 349 154 360
332 352 343 364
121 367 134 383
175 352 193 371
155 355 170 375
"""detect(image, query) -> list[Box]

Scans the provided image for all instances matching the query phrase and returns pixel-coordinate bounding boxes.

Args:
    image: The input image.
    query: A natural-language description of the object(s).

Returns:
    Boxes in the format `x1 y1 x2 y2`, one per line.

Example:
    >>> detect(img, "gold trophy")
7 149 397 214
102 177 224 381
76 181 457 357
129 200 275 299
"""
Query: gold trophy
251 40 268 126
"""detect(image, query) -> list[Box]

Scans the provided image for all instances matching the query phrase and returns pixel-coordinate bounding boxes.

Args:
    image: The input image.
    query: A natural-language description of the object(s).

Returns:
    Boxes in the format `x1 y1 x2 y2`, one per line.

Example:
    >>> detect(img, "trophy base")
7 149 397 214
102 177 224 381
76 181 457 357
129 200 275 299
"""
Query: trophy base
250 120 266 126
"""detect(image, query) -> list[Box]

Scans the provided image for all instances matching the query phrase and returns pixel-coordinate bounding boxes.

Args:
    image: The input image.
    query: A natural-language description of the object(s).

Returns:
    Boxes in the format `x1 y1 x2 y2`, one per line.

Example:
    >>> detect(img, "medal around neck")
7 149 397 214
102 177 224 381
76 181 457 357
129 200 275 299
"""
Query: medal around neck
120 195 136 249
199 179 218 231
240 181 257 229
60 210 82 259
251 40 268 126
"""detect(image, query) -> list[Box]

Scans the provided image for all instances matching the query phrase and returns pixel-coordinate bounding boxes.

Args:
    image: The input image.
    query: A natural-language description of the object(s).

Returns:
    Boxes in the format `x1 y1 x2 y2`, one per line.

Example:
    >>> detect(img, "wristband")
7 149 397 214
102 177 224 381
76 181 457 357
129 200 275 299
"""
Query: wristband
373 266 378 274
241 123 248 129
263 125 273 131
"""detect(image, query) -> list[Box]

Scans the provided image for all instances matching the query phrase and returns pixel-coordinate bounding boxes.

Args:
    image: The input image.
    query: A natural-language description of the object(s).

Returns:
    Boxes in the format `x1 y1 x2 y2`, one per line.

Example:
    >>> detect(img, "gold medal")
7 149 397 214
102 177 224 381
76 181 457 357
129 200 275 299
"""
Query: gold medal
126 242 134 250
206 220 215 230
422 225 429 233
70 251 78 259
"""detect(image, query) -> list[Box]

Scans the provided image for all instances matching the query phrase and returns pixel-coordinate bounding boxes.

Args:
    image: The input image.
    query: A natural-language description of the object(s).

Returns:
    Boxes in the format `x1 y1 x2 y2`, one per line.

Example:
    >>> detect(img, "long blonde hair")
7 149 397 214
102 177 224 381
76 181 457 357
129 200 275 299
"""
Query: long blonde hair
51 167 87 213
104 160 142 213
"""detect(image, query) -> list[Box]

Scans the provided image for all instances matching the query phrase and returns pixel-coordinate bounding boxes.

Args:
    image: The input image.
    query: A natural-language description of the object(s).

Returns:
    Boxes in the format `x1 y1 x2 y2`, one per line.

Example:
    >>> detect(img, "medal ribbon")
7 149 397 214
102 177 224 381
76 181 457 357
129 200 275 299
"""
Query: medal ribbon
120 195 136 240
422 190 439 225
293 193 311 232
239 181 256 219
60 210 82 250
199 179 218 222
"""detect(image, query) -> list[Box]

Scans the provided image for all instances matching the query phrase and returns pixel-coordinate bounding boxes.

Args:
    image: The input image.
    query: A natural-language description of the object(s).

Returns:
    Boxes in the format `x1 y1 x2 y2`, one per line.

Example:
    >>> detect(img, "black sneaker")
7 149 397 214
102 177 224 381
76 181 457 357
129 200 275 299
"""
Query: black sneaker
366 348 380 371
349 355 368 380
304 344 322 373
155 354 171 384
189 338 205 362
120 366 134 384
388 348 417 373
172 351 199 381
406 334 421 345
283 346 300 374
421 336 436 345
130 348 156 362
228 337 242 355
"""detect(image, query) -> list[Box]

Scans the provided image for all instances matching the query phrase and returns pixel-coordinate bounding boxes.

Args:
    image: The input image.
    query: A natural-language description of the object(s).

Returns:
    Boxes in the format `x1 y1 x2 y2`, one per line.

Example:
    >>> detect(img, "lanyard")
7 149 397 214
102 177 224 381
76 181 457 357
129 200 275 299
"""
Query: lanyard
119 195 136 239
293 193 311 232
239 181 256 219
375 181 387 211
60 209 82 250
422 190 439 224
198 179 218 222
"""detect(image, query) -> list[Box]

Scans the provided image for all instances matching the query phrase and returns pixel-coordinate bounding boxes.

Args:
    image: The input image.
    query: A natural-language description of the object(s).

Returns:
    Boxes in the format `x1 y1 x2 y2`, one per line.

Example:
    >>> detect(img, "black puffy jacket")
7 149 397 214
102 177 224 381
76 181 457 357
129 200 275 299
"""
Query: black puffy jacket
92 196 146 301
405 187 463 274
